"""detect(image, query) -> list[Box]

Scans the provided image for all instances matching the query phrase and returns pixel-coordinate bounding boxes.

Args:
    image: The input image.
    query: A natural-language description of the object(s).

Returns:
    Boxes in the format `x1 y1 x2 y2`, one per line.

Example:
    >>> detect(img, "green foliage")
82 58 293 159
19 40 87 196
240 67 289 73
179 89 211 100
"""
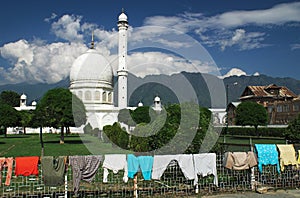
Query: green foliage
103 122 129 149
32 88 86 143
118 108 135 126
0 90 20 107
0 102 20 136
236 101 268 135
284 114 300 140
131 106 151 124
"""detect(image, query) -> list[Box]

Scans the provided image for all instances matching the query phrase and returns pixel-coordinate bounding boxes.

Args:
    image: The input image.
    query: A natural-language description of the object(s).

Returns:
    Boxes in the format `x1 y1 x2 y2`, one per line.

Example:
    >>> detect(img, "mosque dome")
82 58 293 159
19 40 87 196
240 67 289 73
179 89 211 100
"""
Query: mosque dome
20 94 27 100
118 12 128 22
154 96 161 102
31 101 37 106
70 49 113 85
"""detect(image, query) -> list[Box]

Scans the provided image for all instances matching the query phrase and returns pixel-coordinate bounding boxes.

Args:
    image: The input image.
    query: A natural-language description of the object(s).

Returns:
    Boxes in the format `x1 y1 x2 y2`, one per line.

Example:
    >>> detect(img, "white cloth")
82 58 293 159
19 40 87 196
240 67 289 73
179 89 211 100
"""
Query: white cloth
151 154 195 180
193 153 218 186
102 154 128 183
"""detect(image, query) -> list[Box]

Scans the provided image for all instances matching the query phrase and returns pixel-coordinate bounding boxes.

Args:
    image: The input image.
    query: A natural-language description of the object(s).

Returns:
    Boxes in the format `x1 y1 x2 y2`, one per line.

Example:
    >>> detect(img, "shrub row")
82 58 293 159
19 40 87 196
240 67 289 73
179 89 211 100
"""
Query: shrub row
220 126 286 137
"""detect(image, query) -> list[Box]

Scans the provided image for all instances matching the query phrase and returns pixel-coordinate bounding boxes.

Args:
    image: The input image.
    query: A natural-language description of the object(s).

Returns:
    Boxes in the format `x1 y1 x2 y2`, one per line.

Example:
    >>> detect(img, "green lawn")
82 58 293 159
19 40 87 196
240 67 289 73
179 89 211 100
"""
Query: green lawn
0 133 129 157
0 133 288 157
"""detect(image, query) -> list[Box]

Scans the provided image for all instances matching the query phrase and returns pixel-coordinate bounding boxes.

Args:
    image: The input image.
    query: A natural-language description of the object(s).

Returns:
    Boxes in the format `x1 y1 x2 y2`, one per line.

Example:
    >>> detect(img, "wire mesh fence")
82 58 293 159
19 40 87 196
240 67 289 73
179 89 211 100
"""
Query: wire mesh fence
1 153 300 197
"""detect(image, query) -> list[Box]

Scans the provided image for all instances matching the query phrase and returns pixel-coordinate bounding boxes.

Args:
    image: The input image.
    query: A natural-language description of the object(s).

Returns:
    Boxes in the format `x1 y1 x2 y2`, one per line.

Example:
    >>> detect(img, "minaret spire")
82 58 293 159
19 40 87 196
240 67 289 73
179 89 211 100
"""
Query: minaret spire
90 30 95 49
117 10 129 109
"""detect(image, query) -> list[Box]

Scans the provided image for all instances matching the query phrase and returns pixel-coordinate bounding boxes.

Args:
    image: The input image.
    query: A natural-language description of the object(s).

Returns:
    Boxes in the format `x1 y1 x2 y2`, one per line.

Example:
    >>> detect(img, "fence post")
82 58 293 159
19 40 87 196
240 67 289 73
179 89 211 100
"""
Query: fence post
250 138 256 191
134 174 138 198
65 164 68 198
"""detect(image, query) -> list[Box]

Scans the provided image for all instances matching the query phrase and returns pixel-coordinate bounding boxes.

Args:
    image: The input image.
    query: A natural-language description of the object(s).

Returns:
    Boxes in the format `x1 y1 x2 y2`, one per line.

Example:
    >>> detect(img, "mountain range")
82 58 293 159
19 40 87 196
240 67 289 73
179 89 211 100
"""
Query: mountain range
1 73 300 108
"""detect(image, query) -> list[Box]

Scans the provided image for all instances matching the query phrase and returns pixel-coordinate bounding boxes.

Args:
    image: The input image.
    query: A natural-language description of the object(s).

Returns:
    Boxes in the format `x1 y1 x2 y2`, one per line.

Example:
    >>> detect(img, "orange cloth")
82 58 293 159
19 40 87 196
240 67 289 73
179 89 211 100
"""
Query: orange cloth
15 156 39 176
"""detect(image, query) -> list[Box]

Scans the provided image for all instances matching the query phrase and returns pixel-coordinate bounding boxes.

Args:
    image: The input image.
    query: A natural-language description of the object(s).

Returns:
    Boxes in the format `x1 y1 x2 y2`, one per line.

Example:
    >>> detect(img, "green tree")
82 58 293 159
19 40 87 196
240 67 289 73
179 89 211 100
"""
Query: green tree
32 88 86 144
0 91 20 107
284 113 300 141
235 101 268 136
19 110 34 134
0 102 20 137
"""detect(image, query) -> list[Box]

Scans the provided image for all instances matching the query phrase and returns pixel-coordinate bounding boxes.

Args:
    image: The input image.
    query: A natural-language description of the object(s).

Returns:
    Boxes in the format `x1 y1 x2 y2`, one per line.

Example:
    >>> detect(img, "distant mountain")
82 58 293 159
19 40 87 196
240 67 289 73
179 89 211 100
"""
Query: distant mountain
1 73 300 108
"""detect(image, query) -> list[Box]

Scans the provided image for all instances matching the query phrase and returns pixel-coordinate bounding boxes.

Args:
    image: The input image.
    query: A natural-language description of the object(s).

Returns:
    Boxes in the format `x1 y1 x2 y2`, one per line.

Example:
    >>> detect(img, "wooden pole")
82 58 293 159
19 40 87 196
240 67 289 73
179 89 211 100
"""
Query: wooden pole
133 174 138 198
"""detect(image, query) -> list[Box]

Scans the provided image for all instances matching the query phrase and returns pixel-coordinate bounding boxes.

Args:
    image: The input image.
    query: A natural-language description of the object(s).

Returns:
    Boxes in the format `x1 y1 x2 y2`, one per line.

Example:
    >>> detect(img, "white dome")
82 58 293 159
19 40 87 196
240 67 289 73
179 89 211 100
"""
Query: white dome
70 49 113 85
31 101 37 106
154 96 161 102
21 94 27 100
118 12 128 22
138 101 143 107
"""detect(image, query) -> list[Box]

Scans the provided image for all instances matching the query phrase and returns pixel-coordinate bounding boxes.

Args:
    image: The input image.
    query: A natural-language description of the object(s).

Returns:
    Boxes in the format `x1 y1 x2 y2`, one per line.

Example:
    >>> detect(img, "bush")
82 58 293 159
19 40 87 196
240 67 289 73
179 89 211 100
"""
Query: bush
223 127 286 137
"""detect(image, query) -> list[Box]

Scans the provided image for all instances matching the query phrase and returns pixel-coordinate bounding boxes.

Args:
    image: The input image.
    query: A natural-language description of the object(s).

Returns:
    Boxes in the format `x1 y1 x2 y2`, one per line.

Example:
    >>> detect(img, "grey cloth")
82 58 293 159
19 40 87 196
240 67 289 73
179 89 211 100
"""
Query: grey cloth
69 155 102 195
41 156 66 186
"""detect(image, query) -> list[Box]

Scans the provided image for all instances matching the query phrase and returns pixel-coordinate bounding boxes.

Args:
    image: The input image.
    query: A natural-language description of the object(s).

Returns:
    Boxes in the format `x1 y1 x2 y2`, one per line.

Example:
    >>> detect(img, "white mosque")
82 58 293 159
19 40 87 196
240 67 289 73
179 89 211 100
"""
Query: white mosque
69 11 162 130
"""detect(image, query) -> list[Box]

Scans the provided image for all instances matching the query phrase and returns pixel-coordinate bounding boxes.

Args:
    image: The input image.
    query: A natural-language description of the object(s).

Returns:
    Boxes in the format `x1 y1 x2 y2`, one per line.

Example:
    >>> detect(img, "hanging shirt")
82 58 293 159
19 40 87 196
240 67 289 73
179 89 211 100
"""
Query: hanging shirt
223 151 257 170
69 155 102 195
255 144 280 173
152 154 195 180
277 144 298 172
102 154 128 183
127 154 153 180
15 156 39 176
41 156 66 186
193 153 218 186
0 157 13 186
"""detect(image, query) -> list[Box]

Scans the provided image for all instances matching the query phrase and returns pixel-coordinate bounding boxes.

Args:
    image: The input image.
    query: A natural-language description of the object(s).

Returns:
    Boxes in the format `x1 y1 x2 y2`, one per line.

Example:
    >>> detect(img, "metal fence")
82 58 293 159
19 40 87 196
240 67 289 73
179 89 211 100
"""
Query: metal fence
1 153 300 197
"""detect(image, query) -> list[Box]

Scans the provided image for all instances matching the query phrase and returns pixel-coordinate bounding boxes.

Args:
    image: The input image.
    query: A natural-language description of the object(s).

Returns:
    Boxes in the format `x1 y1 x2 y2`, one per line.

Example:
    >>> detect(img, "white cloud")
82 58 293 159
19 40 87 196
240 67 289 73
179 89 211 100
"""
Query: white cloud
143 2 300 51
0 40 88 84
291 43 300 50
51 14 85 42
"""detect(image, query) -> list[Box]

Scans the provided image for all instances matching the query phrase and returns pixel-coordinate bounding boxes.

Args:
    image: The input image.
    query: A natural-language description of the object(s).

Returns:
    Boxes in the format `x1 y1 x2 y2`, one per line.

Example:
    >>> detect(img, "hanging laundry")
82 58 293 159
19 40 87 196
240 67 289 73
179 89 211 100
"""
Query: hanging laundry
277 144 298 172
41 156 66 186
298 150 300 164
102 154 128 183
69 155 102 196
0 157 13 186
255 144 280 173
15 156 39 176
127 154 153 180
152 154 195 180
223 151 257 170
193 153 218 186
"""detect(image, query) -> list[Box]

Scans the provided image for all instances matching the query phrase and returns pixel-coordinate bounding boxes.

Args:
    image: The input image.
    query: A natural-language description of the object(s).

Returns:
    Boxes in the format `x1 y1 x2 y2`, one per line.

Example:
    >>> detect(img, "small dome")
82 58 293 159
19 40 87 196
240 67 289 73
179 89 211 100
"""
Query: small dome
118 12 128 22
21 94 27 100
70 49 113 85
138 101 143 107
154 96 161 102
31 101 37 106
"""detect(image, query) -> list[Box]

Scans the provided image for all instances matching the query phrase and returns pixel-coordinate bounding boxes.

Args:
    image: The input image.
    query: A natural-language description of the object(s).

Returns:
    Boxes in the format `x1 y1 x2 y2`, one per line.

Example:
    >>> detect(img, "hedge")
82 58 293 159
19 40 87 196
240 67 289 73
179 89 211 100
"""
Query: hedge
220 126 286 137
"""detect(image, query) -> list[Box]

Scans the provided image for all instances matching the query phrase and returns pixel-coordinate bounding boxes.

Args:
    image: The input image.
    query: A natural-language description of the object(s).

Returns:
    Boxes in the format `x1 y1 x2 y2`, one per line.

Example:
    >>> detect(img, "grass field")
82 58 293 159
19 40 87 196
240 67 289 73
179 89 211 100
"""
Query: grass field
0 133 129 157
0 133 288 157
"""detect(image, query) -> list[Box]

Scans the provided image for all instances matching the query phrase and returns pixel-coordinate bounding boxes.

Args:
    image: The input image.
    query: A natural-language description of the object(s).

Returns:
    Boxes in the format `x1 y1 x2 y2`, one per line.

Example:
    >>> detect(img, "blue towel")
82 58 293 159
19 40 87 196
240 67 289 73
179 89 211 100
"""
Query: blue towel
255 144 280 173
127 154 154 180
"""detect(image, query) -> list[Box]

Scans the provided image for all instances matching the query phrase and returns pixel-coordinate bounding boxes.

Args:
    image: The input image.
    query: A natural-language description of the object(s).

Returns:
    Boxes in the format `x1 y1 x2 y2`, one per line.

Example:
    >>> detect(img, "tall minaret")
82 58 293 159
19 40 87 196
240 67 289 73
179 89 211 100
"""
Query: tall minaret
117 9 129 109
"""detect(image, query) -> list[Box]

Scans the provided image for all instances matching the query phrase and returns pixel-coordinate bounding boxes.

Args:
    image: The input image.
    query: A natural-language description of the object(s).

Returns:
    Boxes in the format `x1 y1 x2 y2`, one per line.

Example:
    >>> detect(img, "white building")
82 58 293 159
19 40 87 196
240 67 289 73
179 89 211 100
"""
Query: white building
70 11 140 130
14 93 36 111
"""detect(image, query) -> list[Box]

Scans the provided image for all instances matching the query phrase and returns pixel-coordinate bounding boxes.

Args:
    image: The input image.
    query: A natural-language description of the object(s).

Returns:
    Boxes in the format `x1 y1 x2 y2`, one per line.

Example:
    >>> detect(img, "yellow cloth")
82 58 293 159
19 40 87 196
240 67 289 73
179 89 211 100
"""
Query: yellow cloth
277 144 298 172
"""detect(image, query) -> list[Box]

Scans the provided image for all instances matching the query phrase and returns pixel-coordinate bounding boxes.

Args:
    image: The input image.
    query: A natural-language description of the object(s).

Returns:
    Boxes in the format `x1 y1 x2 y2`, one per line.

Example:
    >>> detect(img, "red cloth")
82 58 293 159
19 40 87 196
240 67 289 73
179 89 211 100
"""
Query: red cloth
15 156 39 176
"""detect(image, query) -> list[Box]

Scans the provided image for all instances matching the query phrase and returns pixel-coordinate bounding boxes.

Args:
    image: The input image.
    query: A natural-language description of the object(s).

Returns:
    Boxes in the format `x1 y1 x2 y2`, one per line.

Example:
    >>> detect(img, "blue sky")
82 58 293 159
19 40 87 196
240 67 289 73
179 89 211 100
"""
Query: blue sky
0 0 300 85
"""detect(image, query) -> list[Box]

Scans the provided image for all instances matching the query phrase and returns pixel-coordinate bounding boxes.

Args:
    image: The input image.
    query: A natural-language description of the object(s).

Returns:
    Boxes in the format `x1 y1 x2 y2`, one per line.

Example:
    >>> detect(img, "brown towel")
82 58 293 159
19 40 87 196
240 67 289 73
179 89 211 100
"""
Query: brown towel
224 151 257 170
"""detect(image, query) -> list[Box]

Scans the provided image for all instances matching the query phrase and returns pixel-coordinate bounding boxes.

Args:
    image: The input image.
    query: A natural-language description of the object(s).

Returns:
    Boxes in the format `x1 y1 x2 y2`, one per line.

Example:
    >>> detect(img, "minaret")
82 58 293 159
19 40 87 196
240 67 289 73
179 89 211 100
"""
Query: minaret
117 9 129 109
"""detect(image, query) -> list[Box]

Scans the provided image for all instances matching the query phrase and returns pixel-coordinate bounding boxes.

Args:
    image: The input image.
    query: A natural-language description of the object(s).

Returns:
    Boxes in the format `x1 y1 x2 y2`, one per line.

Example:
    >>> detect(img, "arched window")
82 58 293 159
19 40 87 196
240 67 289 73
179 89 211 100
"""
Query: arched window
95 91 100 100
85 91 91 100
102 91 107 102
108 92 112 102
